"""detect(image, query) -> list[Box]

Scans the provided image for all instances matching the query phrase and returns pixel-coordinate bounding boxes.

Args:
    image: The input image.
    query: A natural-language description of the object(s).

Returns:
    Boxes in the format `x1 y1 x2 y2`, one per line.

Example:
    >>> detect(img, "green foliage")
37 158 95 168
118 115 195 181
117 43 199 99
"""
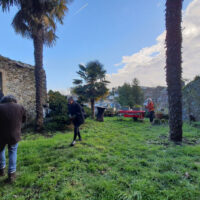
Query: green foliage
117 78 144 108
191 122 200 129
104 108 117 117
45 90 70 131
83 106 92 118
8 0 71 46
73 60 110 102
1 118 200 199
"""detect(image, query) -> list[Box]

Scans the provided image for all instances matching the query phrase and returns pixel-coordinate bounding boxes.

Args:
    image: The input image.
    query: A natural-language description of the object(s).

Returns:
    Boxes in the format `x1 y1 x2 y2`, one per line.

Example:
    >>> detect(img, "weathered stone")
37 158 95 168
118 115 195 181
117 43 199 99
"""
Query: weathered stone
0 55 47 123
182 76 200 121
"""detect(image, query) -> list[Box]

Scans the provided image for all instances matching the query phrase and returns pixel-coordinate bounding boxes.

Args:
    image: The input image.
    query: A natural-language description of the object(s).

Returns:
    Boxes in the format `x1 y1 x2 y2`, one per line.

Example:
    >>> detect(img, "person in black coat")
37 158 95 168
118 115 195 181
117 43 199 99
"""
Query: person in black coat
68 97 85 146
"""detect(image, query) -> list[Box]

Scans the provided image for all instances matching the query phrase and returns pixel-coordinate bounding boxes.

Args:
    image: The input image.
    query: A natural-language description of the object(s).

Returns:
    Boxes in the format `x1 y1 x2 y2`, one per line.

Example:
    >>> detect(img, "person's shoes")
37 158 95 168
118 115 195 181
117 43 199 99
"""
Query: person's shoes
78 138 82 141
70 141 76 147
7 172 16 183
0 168 5 177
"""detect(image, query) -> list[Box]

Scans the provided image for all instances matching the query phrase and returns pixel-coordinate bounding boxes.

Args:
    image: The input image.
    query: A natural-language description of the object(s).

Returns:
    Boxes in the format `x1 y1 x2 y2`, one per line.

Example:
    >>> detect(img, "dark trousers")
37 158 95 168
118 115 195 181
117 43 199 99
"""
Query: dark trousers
149 111 155 123
73 125 81 141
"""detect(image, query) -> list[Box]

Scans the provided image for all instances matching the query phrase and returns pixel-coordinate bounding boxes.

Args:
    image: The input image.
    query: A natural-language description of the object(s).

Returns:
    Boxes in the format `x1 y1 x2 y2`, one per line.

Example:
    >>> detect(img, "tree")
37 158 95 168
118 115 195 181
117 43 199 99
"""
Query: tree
131 78 144 105
117 83 133 108
2 0 71 131
165 0 183 142
117 78 144 108
73 60 110 119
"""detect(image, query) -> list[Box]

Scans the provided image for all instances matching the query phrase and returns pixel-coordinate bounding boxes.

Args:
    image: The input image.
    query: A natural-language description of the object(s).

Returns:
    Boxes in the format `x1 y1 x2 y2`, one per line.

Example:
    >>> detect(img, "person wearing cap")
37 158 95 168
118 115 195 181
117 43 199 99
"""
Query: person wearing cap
145 98 155 123
68 97 85 146
0 95 26 183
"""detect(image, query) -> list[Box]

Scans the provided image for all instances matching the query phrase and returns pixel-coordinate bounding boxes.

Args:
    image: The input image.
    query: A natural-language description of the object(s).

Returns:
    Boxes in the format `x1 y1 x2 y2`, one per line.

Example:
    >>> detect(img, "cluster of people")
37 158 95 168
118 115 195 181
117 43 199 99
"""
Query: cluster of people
0 92 155 183
0 94 85 183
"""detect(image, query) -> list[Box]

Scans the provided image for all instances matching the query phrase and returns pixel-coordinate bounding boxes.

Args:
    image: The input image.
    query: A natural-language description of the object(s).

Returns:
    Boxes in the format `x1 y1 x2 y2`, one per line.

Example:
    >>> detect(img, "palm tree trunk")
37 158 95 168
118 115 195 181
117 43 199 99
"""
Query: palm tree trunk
165 0 183 142
33 29 44 131
91 99 95 119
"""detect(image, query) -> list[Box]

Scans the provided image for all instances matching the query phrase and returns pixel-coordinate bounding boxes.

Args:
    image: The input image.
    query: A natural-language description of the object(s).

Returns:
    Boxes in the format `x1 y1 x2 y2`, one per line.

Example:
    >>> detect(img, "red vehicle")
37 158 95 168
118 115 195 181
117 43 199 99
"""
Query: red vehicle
119 109 145 121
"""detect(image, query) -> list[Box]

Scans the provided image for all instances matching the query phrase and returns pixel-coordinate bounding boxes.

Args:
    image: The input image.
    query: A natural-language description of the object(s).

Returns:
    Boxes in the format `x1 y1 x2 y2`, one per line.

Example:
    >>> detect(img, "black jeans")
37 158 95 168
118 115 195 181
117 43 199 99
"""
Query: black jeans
73 125 81 141
149 111 155 123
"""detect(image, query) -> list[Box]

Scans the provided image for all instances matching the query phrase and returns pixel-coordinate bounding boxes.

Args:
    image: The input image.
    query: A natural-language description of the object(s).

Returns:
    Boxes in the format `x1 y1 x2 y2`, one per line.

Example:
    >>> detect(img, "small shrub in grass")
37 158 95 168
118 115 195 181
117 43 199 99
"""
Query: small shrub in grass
152 119 161 125
44 116 71 131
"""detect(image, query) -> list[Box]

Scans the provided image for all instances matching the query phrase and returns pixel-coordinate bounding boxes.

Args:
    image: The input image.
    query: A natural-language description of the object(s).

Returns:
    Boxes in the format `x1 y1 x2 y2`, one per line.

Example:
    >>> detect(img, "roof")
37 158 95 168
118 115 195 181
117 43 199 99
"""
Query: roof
0 55 34 69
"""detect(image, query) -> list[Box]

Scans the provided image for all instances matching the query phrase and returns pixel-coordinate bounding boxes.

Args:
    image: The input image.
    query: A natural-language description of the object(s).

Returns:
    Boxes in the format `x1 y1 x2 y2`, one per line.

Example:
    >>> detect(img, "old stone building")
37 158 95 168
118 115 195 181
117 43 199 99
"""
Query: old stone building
183 76 200 121
0 55 47 123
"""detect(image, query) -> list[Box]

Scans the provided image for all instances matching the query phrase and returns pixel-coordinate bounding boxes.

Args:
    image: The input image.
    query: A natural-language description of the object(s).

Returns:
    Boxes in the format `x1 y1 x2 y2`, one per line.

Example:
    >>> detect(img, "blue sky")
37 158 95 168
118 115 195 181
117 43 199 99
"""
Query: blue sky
0 0 194 92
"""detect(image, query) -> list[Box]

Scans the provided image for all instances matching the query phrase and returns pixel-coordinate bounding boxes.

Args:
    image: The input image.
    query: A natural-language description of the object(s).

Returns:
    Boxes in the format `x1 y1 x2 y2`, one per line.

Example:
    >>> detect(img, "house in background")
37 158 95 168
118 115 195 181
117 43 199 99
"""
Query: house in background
0 55 47 123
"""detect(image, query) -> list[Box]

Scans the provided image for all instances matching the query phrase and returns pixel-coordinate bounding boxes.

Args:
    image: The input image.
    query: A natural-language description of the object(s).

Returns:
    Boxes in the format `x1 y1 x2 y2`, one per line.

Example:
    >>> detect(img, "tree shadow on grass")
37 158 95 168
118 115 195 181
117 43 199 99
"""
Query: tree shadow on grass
147 135 200 146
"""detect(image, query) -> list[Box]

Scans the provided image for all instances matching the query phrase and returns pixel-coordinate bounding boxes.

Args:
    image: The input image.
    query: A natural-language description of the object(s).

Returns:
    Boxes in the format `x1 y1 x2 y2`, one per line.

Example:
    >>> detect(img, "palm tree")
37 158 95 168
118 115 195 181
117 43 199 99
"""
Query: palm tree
165 0 183 142
73 61 110 119
1 0 71 131
0 0 17 10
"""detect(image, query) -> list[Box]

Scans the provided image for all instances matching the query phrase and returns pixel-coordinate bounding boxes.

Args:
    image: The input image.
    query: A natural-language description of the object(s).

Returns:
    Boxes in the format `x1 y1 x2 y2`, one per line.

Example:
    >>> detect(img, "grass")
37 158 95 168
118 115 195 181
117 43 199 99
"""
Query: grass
0 117 200 200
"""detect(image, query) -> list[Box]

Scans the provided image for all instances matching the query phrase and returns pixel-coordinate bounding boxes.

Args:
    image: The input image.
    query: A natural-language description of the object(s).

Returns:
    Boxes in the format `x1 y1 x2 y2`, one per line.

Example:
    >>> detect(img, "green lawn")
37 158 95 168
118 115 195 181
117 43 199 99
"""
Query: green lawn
0 117 200 200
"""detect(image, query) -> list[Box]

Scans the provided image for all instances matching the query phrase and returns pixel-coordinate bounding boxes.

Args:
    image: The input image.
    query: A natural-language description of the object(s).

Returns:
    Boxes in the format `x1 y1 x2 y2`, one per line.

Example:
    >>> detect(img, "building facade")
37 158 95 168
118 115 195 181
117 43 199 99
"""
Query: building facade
0 55 47 123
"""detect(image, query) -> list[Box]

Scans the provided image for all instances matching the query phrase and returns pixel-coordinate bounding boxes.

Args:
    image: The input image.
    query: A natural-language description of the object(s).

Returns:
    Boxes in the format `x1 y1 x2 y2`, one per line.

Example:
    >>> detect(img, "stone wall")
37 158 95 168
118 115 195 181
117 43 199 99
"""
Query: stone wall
0 55 47 123
183 76 200 121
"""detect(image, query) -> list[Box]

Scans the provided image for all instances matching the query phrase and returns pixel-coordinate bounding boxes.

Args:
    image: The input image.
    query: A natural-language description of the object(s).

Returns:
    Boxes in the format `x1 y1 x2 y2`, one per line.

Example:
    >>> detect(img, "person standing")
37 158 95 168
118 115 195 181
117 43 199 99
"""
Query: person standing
68 97 85 146
0 95 26 183
146 98 155 123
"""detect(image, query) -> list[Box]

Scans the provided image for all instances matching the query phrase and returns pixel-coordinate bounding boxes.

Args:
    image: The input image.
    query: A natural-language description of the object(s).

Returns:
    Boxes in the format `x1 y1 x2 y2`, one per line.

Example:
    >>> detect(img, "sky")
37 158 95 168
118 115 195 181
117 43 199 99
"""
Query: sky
0 0 199 94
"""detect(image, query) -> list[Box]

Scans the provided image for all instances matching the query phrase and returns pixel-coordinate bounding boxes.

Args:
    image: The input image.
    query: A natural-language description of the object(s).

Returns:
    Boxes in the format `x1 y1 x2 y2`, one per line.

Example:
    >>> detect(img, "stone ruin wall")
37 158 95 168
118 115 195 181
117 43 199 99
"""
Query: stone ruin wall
0 56 47 123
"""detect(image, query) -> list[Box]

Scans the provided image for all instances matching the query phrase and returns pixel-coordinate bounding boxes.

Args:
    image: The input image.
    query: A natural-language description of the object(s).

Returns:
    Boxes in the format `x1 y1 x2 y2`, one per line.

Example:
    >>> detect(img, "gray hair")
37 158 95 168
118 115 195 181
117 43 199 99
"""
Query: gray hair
1 95 17 103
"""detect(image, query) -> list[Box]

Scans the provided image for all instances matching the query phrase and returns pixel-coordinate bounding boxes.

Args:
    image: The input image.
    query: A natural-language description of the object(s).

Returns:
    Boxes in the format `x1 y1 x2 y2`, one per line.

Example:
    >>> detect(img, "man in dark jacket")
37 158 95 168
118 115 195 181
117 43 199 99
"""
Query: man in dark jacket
68 97 85 146
0 95 26 182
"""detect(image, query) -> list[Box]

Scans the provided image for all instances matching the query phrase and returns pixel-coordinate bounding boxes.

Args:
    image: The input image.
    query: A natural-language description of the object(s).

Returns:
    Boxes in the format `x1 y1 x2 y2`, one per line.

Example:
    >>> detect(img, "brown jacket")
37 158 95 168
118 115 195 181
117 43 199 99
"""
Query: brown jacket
0 103 26 147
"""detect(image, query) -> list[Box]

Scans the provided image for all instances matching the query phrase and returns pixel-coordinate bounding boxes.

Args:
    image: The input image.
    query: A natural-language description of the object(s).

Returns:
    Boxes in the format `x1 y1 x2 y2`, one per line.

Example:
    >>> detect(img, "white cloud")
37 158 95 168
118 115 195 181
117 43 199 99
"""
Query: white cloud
107 0 200 88
55 88 71 96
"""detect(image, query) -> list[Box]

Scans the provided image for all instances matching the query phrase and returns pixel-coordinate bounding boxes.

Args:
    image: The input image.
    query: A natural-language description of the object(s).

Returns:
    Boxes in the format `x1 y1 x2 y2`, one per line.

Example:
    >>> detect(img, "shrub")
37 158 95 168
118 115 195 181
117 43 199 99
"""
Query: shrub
133 104 142 111
152 119 161 125
83 106 92 118
45 90 70 131
104 108 116 117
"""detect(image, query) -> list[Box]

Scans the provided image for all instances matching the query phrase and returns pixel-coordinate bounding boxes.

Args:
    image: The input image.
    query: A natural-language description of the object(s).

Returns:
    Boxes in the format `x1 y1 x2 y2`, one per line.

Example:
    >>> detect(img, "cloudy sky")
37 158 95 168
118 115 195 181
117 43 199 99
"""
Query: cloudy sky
0 0 199 93
107 0 200 87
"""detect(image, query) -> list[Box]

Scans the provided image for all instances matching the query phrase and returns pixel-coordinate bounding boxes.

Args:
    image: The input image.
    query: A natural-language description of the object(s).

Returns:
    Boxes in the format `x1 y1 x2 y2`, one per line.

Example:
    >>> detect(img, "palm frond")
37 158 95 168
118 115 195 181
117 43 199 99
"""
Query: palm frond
0 0 18 11
43 29 57 47
73 79 83 85
12 9 32 38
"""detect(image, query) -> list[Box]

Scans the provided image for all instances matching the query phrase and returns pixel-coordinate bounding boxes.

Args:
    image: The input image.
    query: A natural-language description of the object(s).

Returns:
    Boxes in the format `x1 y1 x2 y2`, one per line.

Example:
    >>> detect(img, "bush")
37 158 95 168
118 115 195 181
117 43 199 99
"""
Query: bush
83 106 92 118
45 91 70 131
104 108 117 117
133 104 142 111
152 119 161 125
